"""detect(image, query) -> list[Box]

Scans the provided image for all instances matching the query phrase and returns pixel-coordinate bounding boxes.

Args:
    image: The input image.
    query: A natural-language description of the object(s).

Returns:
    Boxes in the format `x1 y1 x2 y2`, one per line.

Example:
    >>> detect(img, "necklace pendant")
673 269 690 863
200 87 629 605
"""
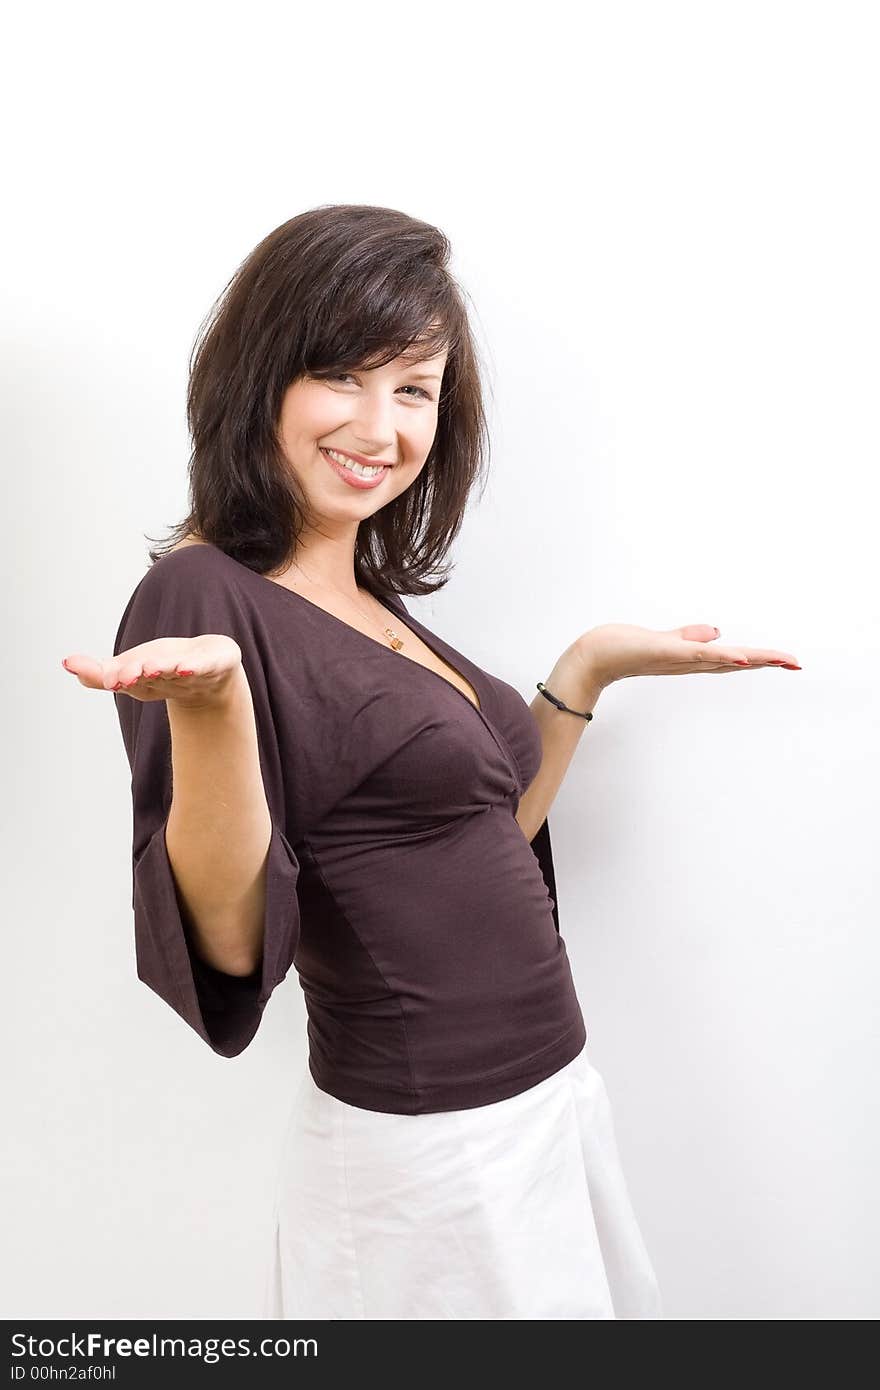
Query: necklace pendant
385 628 405 651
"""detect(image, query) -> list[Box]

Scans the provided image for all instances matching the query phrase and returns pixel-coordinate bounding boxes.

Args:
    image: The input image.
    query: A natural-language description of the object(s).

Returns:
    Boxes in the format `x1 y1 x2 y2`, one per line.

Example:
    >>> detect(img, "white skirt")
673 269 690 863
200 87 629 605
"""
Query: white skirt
262 1041 663 1320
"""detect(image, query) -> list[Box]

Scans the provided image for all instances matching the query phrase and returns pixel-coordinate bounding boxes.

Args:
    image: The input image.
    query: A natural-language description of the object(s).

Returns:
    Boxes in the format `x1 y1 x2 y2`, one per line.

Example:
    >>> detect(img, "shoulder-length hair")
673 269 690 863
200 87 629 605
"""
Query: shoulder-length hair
147 204 491 598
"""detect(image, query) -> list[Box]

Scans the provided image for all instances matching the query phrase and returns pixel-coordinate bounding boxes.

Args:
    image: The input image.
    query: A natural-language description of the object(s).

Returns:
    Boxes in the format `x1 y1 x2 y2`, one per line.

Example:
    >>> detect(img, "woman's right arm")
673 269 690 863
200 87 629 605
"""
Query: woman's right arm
165 666 273 977
65 552 303 1056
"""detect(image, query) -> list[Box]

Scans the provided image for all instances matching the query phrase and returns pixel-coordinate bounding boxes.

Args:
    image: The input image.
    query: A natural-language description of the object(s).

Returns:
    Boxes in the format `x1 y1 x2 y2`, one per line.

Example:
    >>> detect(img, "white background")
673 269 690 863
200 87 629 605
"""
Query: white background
4 0 877 1320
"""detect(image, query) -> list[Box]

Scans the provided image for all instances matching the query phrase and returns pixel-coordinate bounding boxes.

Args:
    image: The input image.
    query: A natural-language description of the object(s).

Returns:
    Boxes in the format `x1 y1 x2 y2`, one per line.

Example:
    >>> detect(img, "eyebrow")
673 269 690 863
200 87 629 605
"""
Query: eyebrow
406 371 444 382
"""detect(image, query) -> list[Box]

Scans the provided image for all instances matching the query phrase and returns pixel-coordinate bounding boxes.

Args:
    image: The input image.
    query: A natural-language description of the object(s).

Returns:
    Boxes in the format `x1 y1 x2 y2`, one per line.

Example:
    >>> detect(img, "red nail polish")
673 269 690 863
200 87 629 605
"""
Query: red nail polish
177 669 195 676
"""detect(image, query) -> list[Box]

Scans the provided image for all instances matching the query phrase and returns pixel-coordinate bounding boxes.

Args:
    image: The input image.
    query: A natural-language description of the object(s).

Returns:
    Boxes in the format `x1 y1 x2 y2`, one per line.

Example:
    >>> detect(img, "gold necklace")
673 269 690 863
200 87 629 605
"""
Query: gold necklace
290 562 406 652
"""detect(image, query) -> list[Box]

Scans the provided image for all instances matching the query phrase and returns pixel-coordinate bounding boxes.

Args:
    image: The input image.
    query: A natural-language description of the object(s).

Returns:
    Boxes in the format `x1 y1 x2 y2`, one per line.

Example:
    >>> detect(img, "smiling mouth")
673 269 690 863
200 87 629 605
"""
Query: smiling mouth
321 447 394 478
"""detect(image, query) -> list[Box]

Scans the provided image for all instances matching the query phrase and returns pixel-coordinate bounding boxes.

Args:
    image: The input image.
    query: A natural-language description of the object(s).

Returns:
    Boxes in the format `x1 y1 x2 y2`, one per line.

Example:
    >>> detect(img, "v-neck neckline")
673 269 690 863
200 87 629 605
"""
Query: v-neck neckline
196 544 486 716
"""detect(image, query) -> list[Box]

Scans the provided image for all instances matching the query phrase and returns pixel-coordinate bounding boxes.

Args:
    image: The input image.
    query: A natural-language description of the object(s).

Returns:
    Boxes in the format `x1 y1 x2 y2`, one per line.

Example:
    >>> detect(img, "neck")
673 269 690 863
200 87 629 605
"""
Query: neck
286 533 364 602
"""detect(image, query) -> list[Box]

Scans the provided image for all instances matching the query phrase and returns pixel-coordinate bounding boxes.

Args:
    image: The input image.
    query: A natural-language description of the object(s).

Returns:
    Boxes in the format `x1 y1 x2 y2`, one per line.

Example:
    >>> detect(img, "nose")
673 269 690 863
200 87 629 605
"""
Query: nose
348 390 396 456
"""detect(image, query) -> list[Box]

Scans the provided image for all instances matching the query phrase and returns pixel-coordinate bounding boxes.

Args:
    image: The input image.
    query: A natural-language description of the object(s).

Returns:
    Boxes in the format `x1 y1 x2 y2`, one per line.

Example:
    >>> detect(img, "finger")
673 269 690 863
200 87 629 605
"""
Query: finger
61 654 110 690
679 638 801 669
708 651 801 670
729 649 802 669
143 662 198 679
112 662 197 690
124 661 181 683
111 660 149 690
673 639 746 665
752 650 801 667
672 643 756 669
703 649 752 668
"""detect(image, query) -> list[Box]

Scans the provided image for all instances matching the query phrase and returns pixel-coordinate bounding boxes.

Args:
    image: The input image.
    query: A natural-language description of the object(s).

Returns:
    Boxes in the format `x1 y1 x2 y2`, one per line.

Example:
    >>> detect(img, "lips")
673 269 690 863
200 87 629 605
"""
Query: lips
324 446 395 468
320 447 391 490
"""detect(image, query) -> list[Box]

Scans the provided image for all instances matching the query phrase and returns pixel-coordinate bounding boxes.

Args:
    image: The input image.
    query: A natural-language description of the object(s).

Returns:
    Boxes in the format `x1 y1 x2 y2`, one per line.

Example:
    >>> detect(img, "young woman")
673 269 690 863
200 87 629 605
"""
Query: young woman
62 204 800 1320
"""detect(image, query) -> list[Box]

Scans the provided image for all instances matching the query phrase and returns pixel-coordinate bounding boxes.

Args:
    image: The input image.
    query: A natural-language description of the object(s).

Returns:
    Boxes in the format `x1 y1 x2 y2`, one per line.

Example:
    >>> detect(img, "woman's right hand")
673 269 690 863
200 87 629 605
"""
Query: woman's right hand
61 634 244 707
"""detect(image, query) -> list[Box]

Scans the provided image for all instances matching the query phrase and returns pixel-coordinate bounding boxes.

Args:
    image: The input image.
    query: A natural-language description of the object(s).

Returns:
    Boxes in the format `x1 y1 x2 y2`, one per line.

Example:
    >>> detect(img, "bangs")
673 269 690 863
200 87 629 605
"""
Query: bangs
165 204 488 591
300 264 459 378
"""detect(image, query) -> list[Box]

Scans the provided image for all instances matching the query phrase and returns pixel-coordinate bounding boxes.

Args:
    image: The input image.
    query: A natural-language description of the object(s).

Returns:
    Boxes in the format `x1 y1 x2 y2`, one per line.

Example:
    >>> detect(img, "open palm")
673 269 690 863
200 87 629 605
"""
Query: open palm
577 623 801 688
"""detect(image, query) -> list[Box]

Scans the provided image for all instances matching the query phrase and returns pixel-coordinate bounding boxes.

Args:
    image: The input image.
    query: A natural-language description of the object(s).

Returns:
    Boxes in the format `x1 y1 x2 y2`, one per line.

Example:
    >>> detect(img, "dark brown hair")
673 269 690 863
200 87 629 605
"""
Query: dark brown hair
146 204 491 597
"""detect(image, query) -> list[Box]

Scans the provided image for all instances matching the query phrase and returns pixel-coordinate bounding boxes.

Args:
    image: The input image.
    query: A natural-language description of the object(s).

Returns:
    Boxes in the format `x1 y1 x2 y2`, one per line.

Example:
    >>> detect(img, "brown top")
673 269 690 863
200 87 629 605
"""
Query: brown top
113 543 586 1114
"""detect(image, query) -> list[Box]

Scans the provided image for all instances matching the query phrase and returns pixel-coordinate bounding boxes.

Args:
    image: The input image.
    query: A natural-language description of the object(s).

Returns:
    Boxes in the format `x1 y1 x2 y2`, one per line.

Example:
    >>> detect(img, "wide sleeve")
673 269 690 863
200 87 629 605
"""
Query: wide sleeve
112 552 302 1057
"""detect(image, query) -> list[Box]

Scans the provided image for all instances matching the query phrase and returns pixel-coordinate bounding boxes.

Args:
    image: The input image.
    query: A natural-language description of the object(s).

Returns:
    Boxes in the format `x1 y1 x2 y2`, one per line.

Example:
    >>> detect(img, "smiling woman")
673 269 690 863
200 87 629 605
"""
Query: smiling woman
274 342 450 513
101 203 662 1322
146 203 491 602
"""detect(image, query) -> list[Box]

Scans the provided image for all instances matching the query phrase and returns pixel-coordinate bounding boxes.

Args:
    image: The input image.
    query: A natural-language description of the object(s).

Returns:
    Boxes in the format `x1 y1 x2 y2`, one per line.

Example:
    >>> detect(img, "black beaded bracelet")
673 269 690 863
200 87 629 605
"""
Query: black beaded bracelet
537 681 594 721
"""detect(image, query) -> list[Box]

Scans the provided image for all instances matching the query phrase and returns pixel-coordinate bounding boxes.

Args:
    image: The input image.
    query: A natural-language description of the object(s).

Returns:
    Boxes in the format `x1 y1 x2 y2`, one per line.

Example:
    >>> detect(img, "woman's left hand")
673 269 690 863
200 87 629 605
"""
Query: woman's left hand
574 623 801 690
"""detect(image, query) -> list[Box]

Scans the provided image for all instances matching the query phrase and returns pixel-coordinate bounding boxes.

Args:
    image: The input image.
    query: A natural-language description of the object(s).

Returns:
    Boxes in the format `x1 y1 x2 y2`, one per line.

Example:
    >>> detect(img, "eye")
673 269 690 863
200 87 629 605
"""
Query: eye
324 373 433 401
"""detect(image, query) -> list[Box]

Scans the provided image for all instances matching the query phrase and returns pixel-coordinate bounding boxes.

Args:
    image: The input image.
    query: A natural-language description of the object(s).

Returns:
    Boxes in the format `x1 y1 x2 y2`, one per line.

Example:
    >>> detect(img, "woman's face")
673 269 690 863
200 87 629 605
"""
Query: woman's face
277 348 449 525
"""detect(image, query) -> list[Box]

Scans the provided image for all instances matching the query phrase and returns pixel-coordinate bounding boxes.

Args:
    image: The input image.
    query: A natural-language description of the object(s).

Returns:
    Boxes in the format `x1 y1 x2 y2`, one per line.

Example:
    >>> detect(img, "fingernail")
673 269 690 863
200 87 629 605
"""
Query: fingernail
177 669 195 677
713 627 720 637
733 658 750 665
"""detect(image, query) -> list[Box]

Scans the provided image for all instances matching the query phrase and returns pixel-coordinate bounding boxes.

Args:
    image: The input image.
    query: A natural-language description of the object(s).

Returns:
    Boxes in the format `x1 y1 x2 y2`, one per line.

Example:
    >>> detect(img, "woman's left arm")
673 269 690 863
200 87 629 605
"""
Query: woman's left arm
515 622 801 843
515 642 604 843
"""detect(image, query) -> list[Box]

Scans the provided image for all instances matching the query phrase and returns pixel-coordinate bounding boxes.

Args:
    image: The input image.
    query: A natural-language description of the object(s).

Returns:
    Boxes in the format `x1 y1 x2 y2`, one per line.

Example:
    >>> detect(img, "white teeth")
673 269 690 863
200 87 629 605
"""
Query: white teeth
323 448 386 478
